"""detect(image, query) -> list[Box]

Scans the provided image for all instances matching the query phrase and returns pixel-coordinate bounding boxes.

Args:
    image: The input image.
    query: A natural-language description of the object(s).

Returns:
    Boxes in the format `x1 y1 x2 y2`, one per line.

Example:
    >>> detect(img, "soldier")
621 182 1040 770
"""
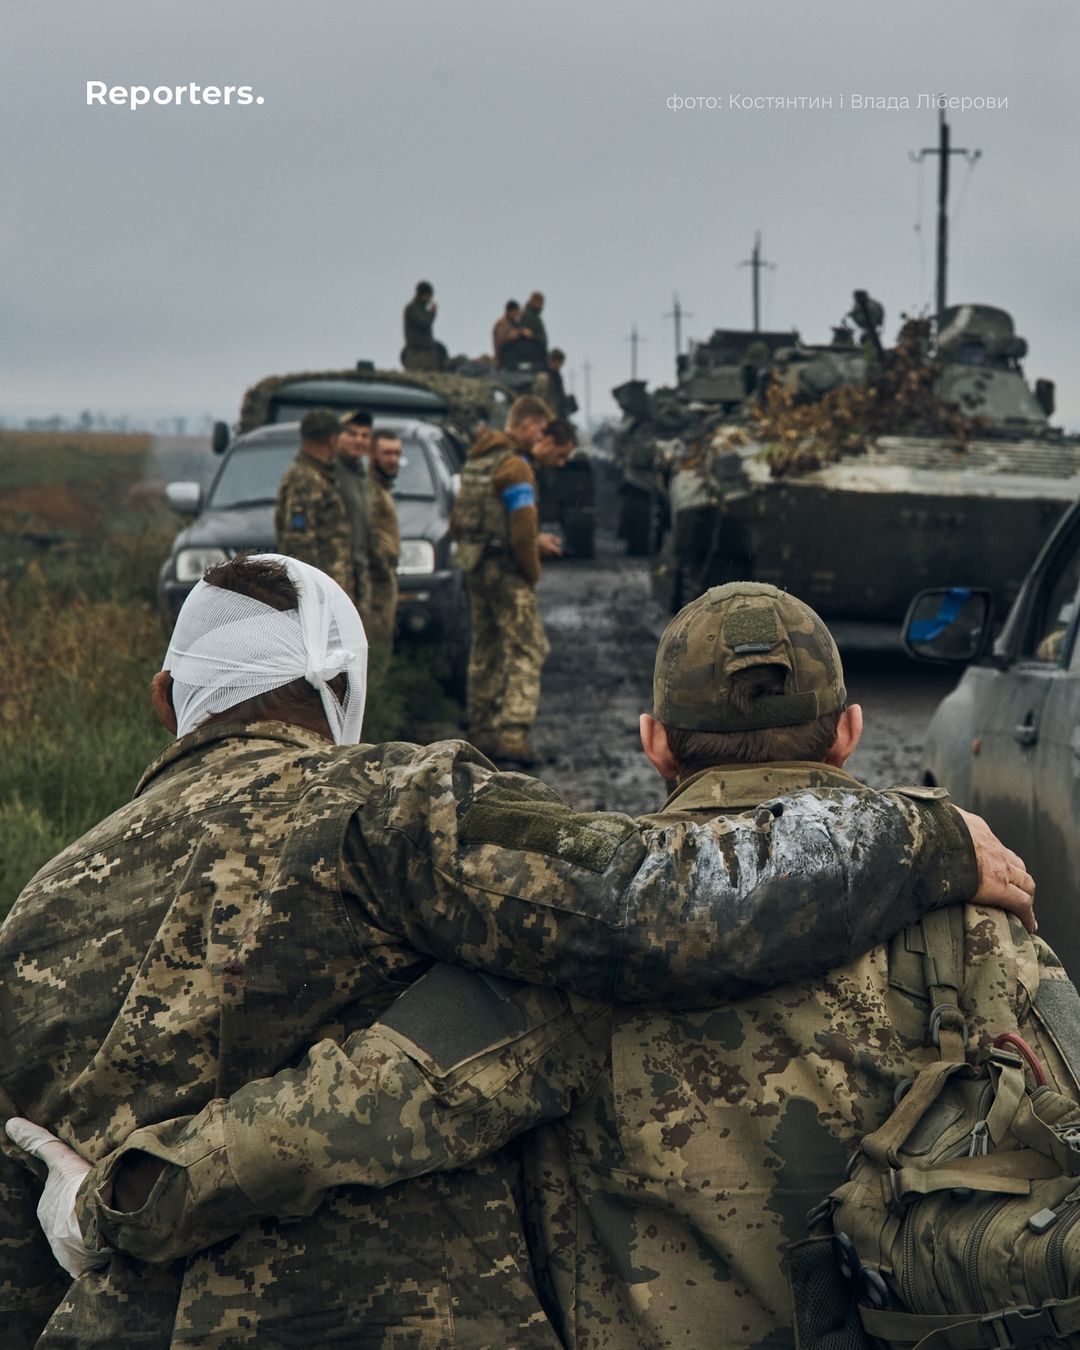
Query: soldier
519 290 547 354
492 298 526 366
364 428 402 657
274 407 355 601
449 394 566 765
19 585 1043 1349
336 408 374 610
402 280 444 371
531 347 570 417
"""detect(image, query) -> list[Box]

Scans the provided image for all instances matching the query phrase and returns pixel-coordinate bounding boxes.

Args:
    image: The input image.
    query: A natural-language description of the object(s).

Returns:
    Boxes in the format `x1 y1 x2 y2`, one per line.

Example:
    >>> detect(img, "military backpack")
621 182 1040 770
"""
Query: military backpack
792 909 1080 1350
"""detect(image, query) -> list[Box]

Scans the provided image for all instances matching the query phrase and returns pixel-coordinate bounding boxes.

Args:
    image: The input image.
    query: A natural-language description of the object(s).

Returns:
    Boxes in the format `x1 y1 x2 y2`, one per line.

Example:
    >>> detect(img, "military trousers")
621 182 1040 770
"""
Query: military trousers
465 563 549 747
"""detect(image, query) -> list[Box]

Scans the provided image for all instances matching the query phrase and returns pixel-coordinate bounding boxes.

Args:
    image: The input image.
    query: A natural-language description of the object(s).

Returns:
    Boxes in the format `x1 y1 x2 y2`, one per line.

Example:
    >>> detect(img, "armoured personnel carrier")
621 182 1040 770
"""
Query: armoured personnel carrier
656 298 1077 625
612 328 795 555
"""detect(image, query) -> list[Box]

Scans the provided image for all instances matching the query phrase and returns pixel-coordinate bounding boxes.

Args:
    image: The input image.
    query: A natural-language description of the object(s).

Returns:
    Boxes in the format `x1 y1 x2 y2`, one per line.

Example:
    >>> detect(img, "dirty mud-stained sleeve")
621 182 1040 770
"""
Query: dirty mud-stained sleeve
343 744 979 1005
76 969 609 1266
0 1137 72 1346
492 455 540 584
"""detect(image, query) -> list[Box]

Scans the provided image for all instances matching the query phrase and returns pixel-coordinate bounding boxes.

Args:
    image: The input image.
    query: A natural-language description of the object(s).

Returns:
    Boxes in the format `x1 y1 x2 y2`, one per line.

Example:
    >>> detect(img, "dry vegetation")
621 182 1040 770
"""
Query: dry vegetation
753 318 987 477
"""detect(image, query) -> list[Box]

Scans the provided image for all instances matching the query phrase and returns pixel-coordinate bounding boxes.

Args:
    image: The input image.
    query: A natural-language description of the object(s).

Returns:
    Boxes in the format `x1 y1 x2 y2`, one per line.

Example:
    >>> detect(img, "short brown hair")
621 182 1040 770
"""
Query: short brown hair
663 665 842 772
372 428 402 449
195 555 343 729
543 417 577 448
508 395 552 427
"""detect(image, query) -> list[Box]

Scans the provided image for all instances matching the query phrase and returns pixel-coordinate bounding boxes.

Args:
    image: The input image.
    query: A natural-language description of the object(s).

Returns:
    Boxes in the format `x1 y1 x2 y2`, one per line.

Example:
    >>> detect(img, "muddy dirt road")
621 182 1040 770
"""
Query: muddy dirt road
146 437 962 806
531 533 961 815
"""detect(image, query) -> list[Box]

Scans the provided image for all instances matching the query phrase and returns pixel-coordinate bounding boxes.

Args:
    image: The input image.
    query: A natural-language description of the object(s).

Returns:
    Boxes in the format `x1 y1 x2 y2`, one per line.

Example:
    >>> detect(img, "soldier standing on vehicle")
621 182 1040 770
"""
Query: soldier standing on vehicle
519 291 547 355
492 299 526 366
402 280 443 371
274 408 355 602
21 582 1046 1350
335 409 373 610
450 395 571 766
364 429 402 657
531 347 570 417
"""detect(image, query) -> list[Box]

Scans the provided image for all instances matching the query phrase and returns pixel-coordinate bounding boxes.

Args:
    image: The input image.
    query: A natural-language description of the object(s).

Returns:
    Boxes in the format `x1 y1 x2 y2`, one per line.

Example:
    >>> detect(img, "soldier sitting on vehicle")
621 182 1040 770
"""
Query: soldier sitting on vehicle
492 299 527 367
402 280 446 371
13 584 1049 1350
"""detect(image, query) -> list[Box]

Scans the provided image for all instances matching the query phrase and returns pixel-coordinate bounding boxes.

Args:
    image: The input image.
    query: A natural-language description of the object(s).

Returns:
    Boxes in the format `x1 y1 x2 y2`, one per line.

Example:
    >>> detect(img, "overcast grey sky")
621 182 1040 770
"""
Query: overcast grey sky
3 0 1079 426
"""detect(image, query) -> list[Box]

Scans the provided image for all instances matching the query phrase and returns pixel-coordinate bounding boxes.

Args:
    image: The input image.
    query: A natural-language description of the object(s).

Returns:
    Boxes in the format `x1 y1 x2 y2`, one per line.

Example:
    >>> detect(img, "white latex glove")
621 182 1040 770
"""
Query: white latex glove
5 1117 111 1278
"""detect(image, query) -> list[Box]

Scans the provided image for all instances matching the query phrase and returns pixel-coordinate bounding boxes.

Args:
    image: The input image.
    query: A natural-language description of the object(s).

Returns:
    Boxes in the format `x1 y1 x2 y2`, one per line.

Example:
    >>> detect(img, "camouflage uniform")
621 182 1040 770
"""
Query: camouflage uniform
450 429 549 755
403 297 440 371
274 448 355 601
336 451 372 608
519 304 548 354
67 584 1068 1349
1 714 978 1347
363 465 400 654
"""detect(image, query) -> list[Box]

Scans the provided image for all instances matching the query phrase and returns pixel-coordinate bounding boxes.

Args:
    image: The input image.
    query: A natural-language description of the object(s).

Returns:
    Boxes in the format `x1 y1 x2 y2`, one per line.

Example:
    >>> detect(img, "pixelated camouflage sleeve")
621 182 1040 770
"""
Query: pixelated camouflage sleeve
0 1134 71 1344
345 744 979 1005
77 968 608 1264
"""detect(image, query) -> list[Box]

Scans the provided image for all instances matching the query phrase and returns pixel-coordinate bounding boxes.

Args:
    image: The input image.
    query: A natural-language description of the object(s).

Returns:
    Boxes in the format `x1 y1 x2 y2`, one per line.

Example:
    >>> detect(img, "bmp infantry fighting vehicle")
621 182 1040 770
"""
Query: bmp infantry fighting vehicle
612 327 795 556
655 296 1078 626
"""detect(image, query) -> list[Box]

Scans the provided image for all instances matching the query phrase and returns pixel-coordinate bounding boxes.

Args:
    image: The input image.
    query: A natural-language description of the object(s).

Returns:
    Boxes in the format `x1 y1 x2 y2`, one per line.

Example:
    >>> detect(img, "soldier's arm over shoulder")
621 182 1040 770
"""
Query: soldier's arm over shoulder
342 742 980 1004
75 968 608 1265
493 455 540 584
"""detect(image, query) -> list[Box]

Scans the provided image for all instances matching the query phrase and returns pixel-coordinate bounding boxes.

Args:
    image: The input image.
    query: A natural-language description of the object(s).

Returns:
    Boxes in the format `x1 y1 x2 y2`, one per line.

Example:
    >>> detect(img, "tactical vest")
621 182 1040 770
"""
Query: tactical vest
450 440 517 572
792 908 1080 1350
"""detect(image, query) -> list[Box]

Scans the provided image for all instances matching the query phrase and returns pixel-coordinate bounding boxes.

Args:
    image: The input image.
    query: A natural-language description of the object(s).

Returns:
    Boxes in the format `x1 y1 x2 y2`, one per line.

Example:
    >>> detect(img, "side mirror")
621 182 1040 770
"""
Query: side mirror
164 481 203 516
903 587 993 664
212 421 231 454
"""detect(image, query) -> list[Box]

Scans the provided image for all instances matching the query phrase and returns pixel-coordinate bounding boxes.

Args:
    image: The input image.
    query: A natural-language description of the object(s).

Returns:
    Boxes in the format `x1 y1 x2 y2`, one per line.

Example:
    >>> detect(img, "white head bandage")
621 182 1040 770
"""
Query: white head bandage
164 555 367 744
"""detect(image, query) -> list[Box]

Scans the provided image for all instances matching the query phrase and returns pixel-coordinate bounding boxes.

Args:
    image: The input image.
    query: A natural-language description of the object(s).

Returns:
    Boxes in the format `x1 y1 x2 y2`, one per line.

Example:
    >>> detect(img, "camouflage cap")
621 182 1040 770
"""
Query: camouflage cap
653 583 846 732
300 408 341 440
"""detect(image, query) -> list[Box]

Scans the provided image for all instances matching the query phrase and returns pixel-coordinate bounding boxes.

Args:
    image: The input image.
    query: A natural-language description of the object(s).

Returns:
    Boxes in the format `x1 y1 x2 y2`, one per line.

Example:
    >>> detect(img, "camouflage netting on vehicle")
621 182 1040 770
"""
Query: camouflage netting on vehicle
238 368 513 435
754 319 988 478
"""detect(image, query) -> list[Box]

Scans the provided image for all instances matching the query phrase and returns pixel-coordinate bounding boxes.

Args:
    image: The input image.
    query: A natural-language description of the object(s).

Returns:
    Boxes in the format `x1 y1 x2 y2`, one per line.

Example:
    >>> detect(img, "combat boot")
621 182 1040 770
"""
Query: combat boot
491 730 538 768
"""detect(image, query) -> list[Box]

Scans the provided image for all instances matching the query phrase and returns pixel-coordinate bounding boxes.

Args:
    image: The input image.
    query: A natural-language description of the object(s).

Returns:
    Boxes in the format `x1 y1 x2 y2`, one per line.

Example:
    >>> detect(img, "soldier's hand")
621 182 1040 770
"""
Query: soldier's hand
954 807 1037 933
538 532 564 559
5 1117 110 1277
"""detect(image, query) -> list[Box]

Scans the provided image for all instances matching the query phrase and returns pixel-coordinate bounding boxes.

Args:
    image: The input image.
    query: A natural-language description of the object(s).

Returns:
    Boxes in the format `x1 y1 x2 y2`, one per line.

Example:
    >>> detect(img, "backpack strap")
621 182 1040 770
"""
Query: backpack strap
861 1295 1080 1348
920 908 969 1063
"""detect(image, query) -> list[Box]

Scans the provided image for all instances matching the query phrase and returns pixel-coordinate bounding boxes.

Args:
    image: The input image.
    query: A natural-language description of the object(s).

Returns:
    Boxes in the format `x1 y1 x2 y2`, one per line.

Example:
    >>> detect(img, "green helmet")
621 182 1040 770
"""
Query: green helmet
653 583 846 732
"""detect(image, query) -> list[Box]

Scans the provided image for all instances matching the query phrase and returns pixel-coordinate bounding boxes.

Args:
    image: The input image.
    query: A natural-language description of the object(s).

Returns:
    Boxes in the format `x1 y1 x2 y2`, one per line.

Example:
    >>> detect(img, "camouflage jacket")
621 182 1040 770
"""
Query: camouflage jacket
369 468 400 583
66 762 985 1346
274 448 354 600
403 298 436 349
336 451 372 605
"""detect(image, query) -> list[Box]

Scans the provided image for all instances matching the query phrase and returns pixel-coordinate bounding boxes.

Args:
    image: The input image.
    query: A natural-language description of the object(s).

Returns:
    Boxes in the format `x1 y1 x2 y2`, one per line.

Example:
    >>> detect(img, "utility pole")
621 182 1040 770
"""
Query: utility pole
663 292 693 373
739 232 775 332
583 359 592 429
625 324 645 380
910 103 980 329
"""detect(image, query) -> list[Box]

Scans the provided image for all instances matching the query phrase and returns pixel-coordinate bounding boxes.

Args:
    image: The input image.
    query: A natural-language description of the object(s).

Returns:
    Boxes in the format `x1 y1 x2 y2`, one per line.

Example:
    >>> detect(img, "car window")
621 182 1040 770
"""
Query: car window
391 437 435 500
208 443 297 509
1020 529 1080 664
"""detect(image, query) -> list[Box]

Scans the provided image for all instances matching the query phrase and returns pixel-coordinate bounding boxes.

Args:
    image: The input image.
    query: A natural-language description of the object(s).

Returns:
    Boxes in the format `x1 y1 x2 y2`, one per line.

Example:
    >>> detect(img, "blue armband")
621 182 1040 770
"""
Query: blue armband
502 482 536 513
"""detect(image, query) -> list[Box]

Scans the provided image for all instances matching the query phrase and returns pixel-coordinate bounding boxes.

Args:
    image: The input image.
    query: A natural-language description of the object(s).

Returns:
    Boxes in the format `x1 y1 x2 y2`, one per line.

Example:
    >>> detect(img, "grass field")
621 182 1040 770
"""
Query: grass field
0 430 457 919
